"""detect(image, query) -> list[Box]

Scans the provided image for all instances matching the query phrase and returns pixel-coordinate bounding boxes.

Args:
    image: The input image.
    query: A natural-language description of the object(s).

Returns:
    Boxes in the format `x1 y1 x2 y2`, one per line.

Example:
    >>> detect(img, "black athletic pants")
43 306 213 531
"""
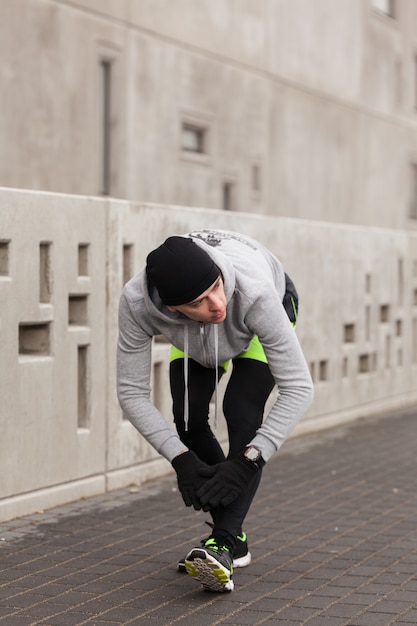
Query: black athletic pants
169 357 275 551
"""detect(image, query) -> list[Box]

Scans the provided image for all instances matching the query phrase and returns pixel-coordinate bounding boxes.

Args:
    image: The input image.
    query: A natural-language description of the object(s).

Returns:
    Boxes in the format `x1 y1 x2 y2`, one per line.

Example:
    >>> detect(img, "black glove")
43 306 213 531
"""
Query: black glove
171 450 211 510
196 454 260 510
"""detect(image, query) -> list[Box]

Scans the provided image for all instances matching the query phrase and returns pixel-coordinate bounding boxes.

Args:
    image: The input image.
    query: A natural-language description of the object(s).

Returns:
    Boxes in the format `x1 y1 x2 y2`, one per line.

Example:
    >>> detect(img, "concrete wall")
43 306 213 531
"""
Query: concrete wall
1 187 417 521
0 0 417 229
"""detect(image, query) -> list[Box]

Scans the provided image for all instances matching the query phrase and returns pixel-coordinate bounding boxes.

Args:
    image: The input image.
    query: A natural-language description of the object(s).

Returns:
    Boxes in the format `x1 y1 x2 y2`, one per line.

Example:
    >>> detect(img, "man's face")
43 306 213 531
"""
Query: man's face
167 276 227 324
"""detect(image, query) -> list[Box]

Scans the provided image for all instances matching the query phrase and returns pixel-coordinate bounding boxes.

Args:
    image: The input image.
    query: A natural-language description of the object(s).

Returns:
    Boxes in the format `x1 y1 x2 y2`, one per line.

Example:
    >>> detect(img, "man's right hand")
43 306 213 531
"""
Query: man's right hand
171 450 211 510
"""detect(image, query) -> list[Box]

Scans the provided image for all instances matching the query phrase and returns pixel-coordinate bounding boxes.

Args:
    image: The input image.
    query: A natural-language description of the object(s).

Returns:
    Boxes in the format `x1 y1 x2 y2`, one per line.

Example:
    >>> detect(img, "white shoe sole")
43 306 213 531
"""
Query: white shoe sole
185 548 234 592
233 551 252 568
178 550 251 571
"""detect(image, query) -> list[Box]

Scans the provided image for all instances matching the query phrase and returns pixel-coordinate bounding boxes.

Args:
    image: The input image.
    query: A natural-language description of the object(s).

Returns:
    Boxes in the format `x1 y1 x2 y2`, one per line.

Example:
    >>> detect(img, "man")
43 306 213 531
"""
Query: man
117 229 313 592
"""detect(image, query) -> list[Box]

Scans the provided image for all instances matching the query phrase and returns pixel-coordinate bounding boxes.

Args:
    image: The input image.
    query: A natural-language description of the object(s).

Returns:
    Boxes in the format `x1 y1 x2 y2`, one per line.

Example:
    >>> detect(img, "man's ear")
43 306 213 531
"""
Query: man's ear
167 305 177 312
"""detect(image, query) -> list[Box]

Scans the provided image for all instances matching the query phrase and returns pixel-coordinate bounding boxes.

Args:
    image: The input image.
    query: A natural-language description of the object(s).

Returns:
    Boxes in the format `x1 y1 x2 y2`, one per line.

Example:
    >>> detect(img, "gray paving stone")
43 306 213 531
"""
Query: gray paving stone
0 407 416 625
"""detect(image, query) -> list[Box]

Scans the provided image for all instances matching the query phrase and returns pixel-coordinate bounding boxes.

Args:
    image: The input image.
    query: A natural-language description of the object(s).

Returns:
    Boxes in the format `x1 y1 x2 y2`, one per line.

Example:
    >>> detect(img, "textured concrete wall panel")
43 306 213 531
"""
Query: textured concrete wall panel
0 189 107 502
1 188 417 520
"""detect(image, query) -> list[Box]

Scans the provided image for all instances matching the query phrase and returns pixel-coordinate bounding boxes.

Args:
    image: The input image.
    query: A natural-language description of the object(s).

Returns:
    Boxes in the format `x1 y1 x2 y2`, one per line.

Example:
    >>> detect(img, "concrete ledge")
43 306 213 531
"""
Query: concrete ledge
292 393 417 440
105 457 173 492
0 477 106 523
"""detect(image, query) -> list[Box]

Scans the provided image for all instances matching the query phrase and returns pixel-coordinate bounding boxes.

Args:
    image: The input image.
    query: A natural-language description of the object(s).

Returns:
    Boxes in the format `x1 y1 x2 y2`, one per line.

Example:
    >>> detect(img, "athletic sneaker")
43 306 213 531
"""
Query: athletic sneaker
177 530 251 571
184 537 234 592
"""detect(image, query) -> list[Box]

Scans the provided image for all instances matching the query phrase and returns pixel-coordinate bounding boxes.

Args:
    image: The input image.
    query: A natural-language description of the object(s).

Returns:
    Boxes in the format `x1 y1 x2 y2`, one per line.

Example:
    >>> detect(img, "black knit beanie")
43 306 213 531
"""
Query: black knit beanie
146 236 220 306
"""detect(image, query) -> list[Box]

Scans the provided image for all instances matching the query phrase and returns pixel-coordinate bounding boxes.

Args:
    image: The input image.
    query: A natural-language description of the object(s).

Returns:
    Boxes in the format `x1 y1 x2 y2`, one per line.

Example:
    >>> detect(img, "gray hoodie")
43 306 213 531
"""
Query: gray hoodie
117 229 313 464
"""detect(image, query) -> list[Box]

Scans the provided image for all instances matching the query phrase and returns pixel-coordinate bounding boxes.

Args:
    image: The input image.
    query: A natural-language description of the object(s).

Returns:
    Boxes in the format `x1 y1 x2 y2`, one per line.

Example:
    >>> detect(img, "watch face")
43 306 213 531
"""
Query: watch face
246 447 260 462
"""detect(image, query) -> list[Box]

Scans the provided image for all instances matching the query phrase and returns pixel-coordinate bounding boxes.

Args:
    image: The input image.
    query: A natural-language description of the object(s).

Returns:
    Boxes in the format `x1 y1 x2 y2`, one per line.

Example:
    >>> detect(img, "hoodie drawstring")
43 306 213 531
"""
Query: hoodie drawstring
183 325 189 431
213 324 219 431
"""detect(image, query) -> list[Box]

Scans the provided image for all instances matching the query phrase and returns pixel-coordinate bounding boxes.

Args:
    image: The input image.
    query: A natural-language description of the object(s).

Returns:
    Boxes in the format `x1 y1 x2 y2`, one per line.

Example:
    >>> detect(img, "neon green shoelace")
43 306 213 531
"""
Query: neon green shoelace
204 538 229 553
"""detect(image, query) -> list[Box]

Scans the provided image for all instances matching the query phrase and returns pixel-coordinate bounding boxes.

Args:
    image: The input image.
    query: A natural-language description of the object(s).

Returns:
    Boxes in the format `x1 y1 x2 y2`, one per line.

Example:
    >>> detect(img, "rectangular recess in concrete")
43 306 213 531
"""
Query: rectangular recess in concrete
359 354 371 373
397 348 403 366
251 162 261 194
344 323 355 343
39 242 52 303
397 258 404 305
380 304 390 322
100 59 112 196
385 335 391 368
19 322 51 356
78 344 90 429
319 360 328 381
152 361 164 412
365 273 372 294
123 243 133 286
0 240 10 276
365 305 371 341
222 180 235 211
359 352 377 373
78 244 89 276
310 362 315 382
69 295 88 326
182 122 207 154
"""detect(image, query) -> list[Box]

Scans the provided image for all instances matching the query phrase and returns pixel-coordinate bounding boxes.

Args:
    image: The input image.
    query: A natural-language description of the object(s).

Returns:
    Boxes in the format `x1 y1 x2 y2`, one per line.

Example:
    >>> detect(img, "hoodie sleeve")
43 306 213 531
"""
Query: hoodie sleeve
117 291 186 462
244 292 314 461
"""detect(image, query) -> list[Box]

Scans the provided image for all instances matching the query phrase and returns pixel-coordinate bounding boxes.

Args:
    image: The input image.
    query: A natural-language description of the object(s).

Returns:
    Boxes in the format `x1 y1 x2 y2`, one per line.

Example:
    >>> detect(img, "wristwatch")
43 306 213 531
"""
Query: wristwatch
243 446 265 469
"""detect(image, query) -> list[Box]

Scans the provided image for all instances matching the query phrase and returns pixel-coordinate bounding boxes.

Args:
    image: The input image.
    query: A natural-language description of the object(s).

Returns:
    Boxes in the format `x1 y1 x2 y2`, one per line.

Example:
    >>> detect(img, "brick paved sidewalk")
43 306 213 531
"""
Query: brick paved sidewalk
0 406 416 625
